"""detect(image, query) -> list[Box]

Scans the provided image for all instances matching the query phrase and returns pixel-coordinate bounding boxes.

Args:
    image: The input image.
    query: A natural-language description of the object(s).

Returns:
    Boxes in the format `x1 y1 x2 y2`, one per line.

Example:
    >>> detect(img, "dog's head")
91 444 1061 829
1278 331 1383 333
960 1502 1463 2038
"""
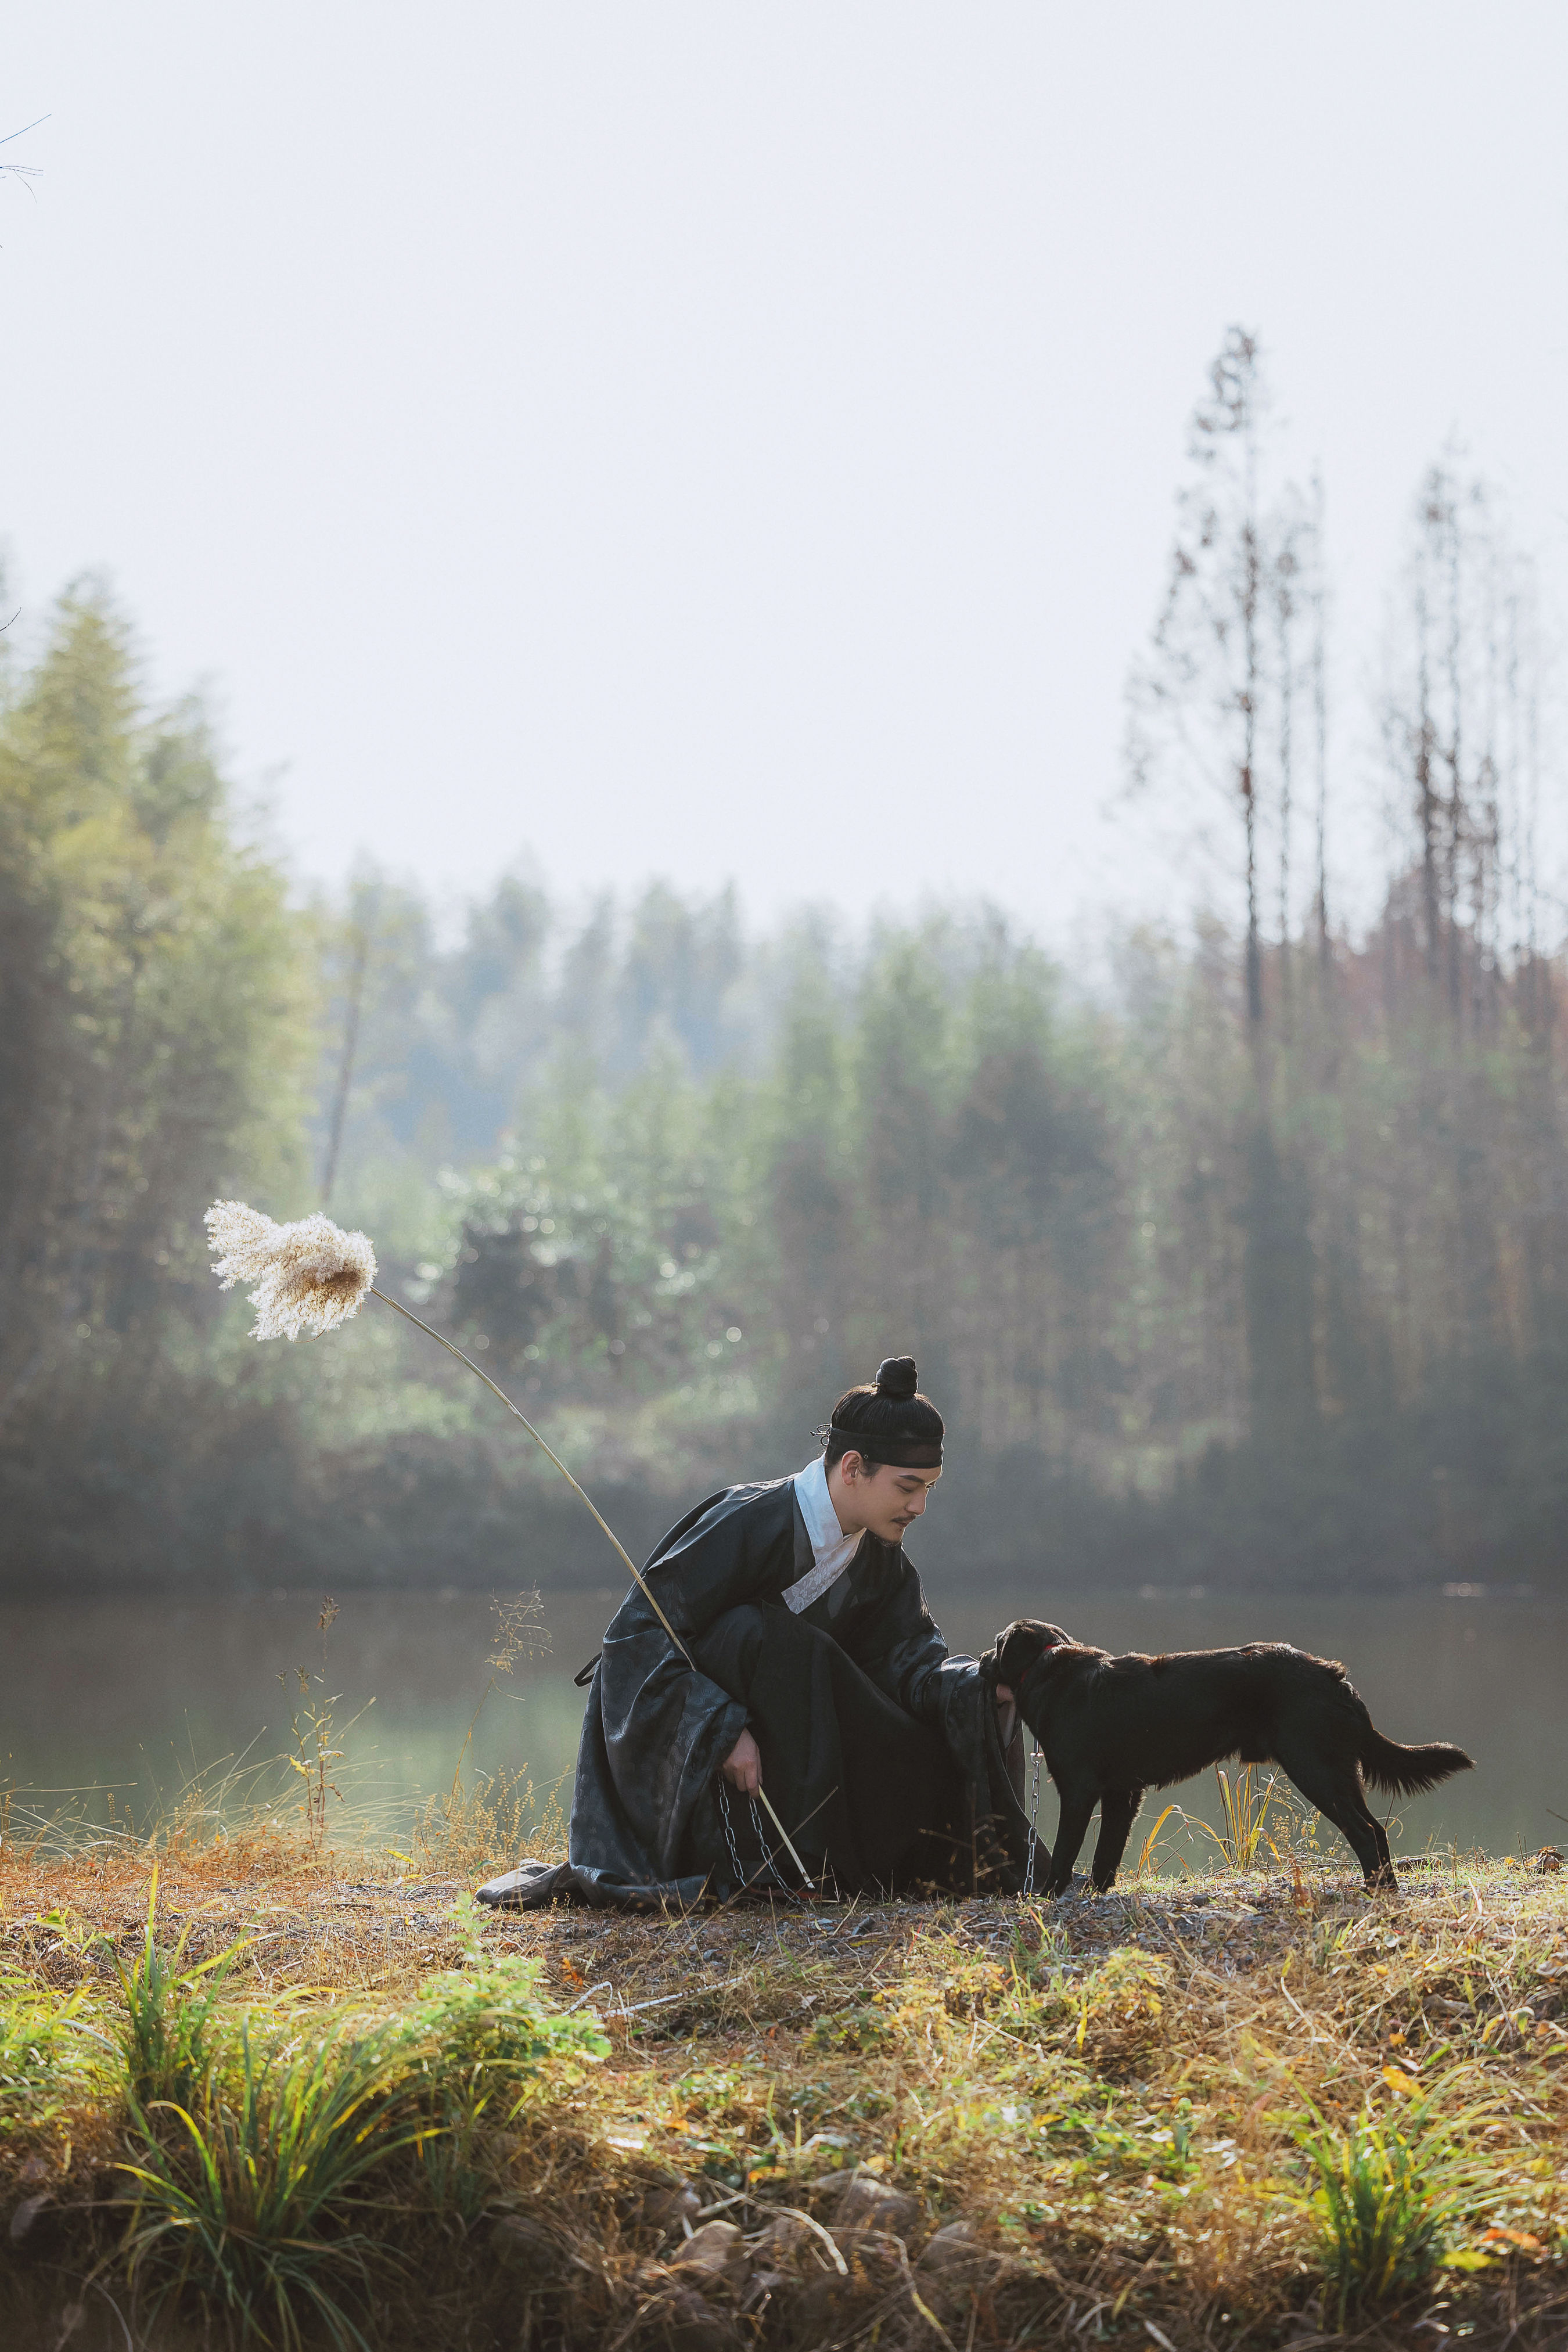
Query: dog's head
983 1618 1077 1695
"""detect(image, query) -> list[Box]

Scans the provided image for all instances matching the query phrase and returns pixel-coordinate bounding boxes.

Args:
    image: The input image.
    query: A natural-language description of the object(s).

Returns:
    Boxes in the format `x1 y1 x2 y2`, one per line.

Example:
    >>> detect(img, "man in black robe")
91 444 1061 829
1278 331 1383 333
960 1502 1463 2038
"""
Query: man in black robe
479 1358 1032 1910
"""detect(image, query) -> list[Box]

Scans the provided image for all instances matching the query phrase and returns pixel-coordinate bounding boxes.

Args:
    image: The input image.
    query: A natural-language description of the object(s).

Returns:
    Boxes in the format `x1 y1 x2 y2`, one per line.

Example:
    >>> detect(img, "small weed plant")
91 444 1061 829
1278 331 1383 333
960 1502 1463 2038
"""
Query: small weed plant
1209 1763 1283 1869
110 1869 247 2110
400 1947 609 2090
0 1968 106 2137
1296 2078 1495 2324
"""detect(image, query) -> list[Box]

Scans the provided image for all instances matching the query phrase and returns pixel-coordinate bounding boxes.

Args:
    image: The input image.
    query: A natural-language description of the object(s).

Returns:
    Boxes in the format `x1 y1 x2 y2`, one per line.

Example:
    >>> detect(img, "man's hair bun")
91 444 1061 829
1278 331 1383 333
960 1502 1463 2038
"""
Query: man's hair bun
821 1354 942 1470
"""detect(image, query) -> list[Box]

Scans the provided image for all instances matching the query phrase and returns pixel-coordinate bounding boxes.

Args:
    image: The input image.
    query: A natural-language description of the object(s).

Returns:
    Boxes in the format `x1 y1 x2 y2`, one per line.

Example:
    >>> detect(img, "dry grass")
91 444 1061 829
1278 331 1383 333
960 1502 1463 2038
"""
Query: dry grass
0 1806 1563 2350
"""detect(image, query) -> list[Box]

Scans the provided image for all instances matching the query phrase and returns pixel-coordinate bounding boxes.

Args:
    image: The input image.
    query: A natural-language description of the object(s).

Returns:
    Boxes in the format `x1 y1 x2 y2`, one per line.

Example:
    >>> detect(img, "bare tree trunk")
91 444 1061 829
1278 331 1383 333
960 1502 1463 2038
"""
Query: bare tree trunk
1311 477 1330 974
1524 654 1542 1033
1275 537 1296 1025
1242 759 1262 1029
1443 486 1465 1026
1242 504 1263 1033
1233 335 1265 1038
321 918 371 1210
1416 587 1442 983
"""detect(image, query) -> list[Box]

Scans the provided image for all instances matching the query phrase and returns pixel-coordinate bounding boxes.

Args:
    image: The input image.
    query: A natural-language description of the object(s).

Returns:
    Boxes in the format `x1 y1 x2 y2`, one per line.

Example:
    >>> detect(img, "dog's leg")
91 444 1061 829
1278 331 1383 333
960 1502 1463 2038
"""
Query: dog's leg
1275 1746 1397 1891
1366 1808 1396 1888
1332 1794 1397 1891
1348 1787 1397 1891
1045 1783 1097 1897
1090 1789 1140 1893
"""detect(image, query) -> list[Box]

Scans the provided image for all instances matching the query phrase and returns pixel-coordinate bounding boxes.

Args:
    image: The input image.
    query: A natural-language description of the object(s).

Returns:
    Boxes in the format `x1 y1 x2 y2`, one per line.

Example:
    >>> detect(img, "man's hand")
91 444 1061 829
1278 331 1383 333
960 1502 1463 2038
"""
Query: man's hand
995 1683 1014 1707
722 1728 762 1795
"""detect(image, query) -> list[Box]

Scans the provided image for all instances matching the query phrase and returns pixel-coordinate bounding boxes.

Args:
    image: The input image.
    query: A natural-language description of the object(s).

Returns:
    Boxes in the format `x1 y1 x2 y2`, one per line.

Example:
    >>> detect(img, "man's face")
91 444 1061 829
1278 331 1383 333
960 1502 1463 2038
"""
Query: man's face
835 1455 941 1544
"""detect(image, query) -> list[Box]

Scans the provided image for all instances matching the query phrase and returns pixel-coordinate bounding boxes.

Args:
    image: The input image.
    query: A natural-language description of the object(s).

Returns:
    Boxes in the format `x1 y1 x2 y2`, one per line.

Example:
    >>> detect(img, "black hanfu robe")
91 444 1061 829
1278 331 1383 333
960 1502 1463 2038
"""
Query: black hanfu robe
477 1474 1033 1911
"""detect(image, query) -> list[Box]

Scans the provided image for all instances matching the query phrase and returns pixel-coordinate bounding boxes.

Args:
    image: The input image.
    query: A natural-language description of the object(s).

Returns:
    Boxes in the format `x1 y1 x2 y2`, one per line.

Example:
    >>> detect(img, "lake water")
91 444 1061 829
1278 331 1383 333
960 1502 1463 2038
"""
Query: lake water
2 1582 1563 1870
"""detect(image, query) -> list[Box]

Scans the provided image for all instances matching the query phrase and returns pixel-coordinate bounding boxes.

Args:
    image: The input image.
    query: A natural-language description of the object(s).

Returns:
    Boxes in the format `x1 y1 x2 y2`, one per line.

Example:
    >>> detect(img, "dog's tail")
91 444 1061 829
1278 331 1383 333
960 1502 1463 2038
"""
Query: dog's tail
1360 1728 1475 1796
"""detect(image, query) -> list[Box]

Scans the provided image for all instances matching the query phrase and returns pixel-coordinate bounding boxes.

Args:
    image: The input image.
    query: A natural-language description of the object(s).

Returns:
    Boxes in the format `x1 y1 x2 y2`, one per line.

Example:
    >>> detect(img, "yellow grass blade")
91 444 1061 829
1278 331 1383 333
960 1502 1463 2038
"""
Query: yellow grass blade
1137 1803 1185 1875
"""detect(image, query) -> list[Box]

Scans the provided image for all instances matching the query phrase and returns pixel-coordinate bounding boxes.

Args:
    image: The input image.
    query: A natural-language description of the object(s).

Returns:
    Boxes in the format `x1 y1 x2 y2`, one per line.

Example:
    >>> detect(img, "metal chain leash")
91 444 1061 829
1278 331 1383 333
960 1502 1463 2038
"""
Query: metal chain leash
716 1771 795 1894
1023 1740 1042 1897
749 1794 791 1889
717 1774 747 1887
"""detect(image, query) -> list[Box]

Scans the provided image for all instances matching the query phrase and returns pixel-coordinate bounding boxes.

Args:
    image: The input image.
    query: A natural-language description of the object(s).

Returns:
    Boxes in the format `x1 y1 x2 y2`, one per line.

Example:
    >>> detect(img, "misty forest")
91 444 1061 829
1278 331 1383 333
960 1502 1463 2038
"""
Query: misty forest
3 333 1564 1603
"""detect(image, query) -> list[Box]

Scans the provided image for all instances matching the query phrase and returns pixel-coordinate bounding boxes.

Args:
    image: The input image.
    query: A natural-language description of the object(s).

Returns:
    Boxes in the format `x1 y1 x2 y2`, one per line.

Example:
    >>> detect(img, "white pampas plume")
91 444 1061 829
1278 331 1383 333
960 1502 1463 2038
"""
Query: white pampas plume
205 1199 377 1340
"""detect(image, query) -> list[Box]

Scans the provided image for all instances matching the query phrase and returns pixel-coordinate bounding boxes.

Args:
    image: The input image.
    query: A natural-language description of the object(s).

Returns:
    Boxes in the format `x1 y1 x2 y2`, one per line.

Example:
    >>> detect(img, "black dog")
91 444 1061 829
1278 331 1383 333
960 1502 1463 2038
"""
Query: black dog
986 1620 1473 1894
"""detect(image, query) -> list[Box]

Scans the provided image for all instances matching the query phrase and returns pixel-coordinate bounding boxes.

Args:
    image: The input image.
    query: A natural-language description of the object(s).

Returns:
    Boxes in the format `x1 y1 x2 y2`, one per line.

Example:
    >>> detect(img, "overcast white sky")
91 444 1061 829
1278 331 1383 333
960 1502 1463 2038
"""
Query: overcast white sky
3 4 1567 941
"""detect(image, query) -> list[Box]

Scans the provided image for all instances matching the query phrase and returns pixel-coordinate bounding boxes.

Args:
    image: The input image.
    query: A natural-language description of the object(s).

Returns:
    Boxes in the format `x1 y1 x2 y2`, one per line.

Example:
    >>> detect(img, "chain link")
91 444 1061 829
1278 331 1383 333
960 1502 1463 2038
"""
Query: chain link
749 1794 790 1889
716 1773 747 1887
1023 1740 1042 1897
715 1771 796 1894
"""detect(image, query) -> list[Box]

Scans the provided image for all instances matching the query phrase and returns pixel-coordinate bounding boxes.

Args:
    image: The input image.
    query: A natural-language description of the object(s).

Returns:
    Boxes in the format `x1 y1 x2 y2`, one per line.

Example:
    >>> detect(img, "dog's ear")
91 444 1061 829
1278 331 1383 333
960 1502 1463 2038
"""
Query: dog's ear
1003 1623 1080 1700
987 1619 1057 1685
980 1621 1019 1686
980 1622 1018 1688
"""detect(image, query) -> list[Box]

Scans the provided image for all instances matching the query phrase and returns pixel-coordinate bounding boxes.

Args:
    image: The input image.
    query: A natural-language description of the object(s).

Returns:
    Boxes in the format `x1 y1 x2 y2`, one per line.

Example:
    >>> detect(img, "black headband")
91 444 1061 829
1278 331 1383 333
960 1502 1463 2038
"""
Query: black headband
817 1425 943 1469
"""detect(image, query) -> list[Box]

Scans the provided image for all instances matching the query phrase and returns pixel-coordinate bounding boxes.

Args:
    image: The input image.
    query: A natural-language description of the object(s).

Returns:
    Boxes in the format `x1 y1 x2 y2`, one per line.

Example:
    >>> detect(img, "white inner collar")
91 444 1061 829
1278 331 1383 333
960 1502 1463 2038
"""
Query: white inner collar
782 1456 864 1614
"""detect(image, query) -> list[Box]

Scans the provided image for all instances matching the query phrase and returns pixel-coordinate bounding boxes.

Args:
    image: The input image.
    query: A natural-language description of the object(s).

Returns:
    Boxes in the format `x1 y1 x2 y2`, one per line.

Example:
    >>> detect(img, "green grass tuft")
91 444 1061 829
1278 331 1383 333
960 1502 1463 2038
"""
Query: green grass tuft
120 2017 421 2351
109 1867 250 2112
1295 2080 1496 2323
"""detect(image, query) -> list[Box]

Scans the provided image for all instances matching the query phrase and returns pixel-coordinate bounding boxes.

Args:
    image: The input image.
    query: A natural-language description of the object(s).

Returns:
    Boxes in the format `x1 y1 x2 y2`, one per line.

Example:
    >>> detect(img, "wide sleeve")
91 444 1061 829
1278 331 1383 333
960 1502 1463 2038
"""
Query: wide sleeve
841 1547 1033 1895
840 1547 955 1722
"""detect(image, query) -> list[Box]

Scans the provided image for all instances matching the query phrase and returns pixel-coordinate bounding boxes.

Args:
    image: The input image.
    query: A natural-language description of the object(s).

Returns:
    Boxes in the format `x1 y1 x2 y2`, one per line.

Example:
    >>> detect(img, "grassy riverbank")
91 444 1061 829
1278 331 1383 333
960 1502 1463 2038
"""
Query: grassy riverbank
0 1822 1564 2350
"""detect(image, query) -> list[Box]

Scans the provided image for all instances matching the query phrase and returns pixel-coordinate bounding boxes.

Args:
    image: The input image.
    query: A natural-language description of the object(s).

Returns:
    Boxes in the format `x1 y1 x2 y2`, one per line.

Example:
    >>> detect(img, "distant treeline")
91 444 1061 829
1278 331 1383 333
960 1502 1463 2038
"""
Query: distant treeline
3 335 1566 1597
